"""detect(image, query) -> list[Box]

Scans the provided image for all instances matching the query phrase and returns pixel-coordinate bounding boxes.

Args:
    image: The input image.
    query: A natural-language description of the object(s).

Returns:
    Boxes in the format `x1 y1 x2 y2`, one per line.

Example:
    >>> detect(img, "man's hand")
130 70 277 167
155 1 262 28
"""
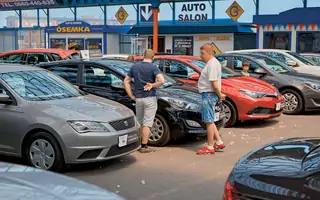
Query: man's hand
144 83 153 91
219 93 226 101
130 96 136 101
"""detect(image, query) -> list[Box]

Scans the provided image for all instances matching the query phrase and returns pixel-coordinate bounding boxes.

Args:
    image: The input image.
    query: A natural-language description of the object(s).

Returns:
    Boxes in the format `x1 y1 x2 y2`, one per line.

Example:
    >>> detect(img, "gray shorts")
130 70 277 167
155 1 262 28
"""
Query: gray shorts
135 97 157 128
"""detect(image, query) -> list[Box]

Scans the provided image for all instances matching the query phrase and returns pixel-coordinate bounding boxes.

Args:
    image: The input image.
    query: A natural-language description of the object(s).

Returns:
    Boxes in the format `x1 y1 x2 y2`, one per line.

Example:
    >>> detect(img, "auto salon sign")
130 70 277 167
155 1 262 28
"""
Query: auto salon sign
178 3 208 22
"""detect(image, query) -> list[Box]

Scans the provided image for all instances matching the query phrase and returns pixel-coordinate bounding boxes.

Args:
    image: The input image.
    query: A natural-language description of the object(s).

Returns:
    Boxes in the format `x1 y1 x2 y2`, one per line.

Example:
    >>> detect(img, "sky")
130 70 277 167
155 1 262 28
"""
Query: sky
0 0 319 27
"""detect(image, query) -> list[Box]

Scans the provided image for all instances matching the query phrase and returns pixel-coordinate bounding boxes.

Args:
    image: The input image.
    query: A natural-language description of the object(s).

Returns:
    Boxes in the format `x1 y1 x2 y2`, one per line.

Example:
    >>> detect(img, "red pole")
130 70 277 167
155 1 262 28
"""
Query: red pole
152 8 159 53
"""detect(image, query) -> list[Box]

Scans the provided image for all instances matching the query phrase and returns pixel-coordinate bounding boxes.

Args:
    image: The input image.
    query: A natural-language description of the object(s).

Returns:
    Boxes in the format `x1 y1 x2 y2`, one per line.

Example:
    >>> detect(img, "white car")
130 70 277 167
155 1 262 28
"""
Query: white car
226 49 320 76
102 54 132 60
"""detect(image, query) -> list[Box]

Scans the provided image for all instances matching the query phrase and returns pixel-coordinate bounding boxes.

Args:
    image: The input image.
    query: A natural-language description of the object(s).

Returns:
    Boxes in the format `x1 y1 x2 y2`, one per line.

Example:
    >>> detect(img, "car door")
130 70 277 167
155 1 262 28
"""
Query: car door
46 64 81 85
0 82 24 154
162 59 198 85
0 53 24 64
79 64 134 110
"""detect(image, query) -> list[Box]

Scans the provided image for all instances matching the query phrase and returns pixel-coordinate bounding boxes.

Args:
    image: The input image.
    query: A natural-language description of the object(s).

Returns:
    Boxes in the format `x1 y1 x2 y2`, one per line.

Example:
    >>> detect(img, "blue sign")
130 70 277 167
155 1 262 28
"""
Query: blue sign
140 5 153 22
0 0 58 10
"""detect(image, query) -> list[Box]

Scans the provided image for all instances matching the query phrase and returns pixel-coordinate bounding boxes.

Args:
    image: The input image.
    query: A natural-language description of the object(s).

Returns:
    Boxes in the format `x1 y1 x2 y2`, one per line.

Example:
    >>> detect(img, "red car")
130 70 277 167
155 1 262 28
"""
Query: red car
0 48 78 65
136 55 284 127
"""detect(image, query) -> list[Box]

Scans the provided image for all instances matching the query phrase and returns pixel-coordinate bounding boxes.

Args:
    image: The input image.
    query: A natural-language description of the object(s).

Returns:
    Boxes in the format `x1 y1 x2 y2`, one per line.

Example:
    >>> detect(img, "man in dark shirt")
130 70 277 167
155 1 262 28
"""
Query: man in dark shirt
124 49 165 153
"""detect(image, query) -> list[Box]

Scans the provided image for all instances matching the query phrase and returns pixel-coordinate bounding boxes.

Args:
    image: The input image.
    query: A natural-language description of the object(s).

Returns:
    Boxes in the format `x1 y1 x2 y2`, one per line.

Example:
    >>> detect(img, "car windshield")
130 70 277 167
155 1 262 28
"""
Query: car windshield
287 52 317 65
188 59 243 78
96 60 179 88
254 56 292 73
0 70 84 101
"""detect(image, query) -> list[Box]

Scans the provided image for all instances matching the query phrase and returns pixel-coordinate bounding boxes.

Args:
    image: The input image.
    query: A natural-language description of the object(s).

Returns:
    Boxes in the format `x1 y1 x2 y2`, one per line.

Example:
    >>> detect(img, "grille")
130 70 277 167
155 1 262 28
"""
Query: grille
109 116 135 131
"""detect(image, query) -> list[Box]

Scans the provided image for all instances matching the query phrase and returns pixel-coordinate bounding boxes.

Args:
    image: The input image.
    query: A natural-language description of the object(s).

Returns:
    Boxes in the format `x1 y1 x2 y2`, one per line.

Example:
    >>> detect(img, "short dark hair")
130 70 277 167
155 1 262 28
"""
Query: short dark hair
242 61 250 66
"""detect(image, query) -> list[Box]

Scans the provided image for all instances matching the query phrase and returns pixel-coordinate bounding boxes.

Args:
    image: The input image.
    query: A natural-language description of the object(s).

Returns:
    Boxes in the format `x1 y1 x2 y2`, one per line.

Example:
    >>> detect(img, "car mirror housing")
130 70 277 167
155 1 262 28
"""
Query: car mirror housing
254 68 267 74
0 94 12 104
287 60 297 67
188 73 200 80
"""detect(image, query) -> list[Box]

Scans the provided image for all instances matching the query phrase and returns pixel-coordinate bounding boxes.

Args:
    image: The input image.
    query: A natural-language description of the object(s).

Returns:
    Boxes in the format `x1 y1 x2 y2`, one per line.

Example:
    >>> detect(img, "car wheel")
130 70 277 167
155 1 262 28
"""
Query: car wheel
149 114 170 147
223 100 237 128
281 89 303 114
25 132 65 172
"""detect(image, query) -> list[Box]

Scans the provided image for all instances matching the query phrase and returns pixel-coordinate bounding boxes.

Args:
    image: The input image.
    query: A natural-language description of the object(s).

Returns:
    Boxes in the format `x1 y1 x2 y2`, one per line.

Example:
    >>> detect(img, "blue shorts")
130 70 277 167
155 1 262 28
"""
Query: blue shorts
201 92 218 123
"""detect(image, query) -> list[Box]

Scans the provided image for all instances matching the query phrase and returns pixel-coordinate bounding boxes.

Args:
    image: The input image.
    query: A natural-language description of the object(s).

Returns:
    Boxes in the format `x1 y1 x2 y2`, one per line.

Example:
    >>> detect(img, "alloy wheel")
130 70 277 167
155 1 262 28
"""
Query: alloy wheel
29 139 55 170
150 117 164 142
223 103 232 123
283 93 299 112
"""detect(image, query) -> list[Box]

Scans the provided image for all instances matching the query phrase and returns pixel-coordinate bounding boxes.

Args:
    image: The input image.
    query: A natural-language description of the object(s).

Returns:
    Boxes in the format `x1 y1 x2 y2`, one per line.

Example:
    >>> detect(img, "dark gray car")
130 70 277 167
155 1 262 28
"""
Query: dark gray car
0 161 125 200
216 53 320 115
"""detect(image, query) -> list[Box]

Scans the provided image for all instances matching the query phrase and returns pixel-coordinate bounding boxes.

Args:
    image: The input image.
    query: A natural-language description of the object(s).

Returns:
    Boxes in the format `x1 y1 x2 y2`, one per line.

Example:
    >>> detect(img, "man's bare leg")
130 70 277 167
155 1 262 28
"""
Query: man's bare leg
139 126 155 153
206 123 215 147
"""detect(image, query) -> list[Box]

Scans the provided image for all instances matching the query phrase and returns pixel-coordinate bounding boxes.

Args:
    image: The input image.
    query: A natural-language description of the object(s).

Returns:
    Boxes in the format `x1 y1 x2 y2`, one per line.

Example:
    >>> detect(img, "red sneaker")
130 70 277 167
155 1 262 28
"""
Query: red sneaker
214 143 226 150
196 146 215 155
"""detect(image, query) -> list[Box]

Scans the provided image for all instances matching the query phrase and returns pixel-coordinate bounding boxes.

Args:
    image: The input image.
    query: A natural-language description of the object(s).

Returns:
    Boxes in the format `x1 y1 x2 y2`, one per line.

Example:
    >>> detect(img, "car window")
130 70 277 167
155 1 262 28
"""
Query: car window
287 52 317 65
26 53 50 65
51 53 63 61
233 57 260 73
0 54 23 64
84 65 123 88
153 59 161 67
162 60 196 78
48 65 79 84
254 57 291 73
216 56 228 68
303 146 320 172
0 84 7 95
0 70 83 101
263 52 292 65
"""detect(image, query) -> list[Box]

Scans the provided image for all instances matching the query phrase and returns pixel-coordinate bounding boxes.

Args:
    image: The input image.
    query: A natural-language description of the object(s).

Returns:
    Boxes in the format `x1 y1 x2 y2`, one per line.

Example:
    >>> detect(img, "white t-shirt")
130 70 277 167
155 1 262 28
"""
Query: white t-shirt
198 57 222 93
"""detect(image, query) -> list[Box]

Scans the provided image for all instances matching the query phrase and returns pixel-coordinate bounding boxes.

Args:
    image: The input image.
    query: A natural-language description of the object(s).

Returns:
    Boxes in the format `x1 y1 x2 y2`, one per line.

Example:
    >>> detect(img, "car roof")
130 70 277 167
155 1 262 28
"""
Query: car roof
136 55 201 61
36 58 128 67
226 49 290 53
219 52 271 59
0 63 44 73
300 53 320 56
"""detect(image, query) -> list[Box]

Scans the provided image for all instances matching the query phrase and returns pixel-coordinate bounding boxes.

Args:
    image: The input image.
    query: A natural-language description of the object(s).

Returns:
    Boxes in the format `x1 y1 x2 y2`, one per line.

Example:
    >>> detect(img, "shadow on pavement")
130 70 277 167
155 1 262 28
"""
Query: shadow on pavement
303 111 320 115
232 118 279 129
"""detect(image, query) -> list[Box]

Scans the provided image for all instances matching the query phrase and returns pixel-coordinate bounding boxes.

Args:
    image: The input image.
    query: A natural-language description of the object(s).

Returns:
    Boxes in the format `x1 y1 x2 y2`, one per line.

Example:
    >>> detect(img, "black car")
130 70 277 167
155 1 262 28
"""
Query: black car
224 137 320 200
216 53 320 115
36 59 225 146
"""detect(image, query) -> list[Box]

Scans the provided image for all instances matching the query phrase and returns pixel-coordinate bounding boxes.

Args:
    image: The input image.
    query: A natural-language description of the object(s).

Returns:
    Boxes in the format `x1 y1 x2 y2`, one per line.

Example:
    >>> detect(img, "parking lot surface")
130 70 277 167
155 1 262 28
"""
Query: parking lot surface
2 113 320 200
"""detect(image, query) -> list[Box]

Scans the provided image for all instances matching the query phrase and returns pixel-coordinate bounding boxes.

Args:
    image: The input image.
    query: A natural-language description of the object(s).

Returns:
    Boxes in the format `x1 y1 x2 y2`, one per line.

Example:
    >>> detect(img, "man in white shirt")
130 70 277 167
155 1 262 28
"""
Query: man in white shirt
197 43 225 155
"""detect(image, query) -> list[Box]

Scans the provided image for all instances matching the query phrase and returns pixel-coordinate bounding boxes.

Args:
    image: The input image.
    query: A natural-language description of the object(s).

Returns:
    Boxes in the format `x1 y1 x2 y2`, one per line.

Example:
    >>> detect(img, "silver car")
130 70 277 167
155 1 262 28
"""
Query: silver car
0 64 141 171
0 162 125 200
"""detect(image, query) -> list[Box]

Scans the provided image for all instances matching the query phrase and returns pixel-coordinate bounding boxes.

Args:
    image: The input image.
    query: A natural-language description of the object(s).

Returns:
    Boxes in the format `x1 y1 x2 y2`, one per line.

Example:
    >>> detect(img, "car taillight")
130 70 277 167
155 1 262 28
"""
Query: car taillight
223 181 238 200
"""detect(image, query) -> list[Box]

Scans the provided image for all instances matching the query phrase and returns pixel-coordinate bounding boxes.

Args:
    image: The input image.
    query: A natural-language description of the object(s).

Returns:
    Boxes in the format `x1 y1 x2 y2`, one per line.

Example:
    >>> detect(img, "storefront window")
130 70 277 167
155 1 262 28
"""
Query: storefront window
298 32 320 53
68 38 84 50
50 39 66 49
86 39 102 51
173 36 193 55
264 32 290 50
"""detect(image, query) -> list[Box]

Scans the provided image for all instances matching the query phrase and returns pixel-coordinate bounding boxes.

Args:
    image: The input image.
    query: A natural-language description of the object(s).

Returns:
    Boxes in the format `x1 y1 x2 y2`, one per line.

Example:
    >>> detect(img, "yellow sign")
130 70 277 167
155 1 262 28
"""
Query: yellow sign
115 6 129 25
226 1 244 22
56 26 91 33
211 42 221 55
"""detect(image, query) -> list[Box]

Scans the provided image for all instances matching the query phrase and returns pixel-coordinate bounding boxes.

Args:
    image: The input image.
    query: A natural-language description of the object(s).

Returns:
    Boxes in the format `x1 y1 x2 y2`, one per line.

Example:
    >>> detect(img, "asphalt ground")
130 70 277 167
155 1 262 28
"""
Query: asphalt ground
1 112 319 200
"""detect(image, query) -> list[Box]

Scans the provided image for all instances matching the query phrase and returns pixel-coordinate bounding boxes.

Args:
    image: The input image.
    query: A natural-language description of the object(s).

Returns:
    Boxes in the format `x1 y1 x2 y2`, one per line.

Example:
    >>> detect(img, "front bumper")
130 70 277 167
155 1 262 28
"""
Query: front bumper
303 87 320 111
57 124 141 164
238 96 284 121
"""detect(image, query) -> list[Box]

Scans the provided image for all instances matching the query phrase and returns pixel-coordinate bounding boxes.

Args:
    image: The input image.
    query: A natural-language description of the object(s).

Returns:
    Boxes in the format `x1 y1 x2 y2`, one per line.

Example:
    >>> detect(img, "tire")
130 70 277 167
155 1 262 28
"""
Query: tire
223 99 238 128
148 114 171 147
281 89 303 115
25 132 65 172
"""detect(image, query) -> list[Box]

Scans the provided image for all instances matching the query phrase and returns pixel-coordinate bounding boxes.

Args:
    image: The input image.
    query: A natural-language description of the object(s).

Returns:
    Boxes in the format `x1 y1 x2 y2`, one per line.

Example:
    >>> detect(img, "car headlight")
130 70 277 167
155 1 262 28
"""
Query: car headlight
305 82 320 91
239 89 267 98
160 97 200 111
68 121 109 133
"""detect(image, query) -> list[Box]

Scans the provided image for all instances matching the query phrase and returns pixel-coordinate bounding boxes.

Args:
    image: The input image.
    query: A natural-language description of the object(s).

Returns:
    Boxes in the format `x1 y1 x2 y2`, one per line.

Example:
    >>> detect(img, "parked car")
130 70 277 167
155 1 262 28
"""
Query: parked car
0 64 140 171
103 54 131 60
226 49 320 76
300 53 320 65
0 48 78 65
216 53 320 115
223 137 320 200
0 161 125 200
135 55 283 127
36 59 226 146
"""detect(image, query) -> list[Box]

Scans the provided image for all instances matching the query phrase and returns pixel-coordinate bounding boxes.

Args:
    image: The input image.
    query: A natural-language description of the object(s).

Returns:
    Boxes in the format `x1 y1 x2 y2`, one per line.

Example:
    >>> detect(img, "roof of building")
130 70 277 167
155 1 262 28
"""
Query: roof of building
253 7 320 24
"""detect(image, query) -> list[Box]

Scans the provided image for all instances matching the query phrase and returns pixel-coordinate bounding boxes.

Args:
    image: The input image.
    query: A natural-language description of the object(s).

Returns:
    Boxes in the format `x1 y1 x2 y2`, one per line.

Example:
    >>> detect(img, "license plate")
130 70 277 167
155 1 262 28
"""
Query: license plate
118 135 128 147
275 103 281 111
127 133 139 144
214 112 220 122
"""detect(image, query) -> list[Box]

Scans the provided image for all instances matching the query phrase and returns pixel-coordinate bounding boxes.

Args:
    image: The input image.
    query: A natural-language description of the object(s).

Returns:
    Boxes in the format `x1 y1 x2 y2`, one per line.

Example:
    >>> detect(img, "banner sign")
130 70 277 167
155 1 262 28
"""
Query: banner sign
0 0 58 9
178 3 208 22
46 21 105 33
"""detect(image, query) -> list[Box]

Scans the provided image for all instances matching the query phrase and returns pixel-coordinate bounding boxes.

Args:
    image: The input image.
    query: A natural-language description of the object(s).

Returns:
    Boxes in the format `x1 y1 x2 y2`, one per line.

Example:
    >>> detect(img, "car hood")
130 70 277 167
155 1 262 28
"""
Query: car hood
0 162 124 200
157 84 201 103
31 94 134 122
293 65 320 75
280 71 320 82
233 137 320 175
222 76 277 93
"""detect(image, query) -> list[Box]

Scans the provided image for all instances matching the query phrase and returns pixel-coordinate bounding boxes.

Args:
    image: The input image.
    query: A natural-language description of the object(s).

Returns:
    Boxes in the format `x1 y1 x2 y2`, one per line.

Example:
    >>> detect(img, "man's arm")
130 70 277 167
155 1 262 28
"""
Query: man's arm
124 75 135 101
150 73 165 88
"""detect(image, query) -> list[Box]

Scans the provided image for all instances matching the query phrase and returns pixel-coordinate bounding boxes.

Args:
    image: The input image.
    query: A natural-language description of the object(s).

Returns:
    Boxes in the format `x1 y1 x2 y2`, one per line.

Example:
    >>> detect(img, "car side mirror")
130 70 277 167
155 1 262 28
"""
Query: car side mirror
188 73 200 80
254 68 267 74
287 60 297 67
0 94 12 104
